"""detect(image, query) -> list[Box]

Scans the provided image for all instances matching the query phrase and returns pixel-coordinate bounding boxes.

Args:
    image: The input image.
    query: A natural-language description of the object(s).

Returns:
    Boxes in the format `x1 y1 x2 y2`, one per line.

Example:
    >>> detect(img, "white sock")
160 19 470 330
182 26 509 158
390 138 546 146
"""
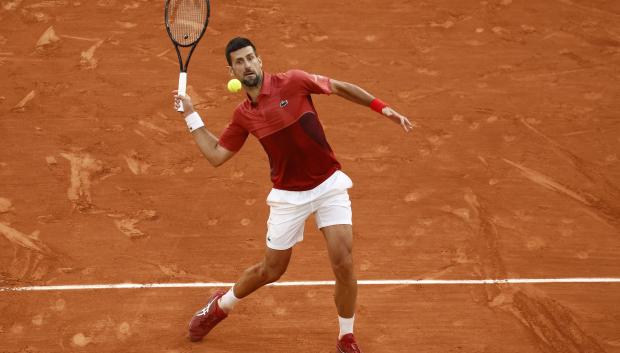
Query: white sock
338 315 355 339
218 288 240 313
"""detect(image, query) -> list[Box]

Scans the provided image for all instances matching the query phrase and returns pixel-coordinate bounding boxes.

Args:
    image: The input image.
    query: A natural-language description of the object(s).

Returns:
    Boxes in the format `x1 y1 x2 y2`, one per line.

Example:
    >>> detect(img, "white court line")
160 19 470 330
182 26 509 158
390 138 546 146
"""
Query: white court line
1 278 620 292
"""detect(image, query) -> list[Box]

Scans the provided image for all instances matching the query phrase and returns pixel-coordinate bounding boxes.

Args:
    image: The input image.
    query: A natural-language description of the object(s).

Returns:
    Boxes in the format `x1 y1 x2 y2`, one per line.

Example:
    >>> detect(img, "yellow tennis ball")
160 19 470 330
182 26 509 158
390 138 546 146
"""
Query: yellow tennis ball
227 78 242 93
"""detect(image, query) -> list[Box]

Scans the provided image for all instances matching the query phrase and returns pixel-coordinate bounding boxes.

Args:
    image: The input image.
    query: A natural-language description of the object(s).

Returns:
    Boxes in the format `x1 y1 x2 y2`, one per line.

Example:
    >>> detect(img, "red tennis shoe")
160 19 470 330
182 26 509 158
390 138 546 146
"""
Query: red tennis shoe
188 290 228 342
337 333 362 353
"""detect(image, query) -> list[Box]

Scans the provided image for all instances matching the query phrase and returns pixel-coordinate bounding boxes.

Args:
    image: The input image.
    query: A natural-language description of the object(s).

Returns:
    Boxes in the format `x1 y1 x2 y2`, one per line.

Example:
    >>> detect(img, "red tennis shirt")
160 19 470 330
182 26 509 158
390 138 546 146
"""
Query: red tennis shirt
218 70 341 191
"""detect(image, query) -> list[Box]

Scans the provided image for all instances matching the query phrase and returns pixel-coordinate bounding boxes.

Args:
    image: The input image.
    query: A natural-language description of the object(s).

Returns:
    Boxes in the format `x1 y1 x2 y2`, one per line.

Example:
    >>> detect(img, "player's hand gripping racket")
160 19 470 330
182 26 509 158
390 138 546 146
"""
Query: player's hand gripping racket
164 0 210 112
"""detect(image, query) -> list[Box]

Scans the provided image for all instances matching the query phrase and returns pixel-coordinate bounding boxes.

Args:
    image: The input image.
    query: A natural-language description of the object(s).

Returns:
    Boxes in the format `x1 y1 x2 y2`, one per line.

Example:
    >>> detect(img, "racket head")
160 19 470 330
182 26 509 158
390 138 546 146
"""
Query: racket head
165 0 210 48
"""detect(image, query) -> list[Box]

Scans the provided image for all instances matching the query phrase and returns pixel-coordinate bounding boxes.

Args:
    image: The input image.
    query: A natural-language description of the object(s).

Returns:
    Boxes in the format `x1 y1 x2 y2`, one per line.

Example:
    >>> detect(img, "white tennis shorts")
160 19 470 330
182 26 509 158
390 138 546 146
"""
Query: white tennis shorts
265 170 353 250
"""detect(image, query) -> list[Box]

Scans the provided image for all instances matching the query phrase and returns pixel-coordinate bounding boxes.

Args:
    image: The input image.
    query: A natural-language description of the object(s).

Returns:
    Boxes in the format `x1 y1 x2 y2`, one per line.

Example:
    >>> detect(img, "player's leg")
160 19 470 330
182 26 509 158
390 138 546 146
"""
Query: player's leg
221 188 310 307
321 224 363 353
314 171 362 352
189 241 294 342
216 246 291 316
313 174 356 319
321 224 357 319
219 197 308 310
188 189 311 341
227 246 292 302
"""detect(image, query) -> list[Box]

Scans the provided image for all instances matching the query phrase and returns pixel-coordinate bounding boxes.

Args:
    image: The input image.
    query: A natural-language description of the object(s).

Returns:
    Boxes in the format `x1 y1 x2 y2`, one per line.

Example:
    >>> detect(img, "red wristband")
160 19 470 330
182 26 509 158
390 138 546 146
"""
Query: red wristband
369 98 388 113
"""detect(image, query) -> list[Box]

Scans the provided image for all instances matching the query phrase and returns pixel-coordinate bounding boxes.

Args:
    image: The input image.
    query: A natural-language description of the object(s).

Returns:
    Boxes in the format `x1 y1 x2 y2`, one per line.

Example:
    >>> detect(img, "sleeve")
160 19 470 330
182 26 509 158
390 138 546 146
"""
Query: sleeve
287 69 332 95
218 112 249 152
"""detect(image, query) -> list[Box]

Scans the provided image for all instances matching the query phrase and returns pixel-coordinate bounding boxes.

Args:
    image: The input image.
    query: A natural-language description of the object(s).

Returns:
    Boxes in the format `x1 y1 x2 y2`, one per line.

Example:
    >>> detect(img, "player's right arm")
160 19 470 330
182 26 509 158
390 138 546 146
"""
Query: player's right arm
174 93 236 167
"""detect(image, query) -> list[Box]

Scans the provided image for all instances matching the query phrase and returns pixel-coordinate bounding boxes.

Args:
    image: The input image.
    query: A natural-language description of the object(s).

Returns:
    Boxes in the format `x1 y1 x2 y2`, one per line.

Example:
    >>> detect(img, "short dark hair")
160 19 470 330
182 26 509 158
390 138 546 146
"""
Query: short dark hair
225 37 257 66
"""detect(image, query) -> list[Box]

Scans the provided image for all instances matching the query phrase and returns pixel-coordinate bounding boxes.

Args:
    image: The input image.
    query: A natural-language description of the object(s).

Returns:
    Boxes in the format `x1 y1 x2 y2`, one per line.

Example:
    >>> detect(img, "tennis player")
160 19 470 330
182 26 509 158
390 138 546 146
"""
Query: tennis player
174 37 413 353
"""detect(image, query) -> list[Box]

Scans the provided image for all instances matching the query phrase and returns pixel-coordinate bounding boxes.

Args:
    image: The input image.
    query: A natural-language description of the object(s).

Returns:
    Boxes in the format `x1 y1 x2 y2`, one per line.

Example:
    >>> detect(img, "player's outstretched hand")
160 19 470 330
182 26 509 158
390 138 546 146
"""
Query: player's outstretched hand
382 107 416 132
173 90 195 117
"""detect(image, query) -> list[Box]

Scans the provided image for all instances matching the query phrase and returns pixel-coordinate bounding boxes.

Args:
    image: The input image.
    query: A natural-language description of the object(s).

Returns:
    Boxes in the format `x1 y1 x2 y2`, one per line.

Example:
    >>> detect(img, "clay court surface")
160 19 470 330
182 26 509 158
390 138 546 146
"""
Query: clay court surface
1 0 620 352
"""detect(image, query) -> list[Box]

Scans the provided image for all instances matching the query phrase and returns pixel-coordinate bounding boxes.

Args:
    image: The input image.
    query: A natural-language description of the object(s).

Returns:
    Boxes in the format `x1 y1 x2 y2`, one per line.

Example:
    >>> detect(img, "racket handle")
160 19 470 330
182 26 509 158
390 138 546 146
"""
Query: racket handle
177 72 187 112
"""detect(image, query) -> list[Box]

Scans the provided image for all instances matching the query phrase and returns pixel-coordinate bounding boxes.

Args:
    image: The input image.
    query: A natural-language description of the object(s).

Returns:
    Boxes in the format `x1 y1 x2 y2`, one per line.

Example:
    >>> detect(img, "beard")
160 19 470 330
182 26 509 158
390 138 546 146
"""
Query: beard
241 71 262 87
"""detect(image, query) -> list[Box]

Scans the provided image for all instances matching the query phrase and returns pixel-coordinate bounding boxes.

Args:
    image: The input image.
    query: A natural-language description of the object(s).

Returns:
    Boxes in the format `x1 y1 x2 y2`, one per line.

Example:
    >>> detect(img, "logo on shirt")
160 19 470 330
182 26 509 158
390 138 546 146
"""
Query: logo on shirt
279 99 288 108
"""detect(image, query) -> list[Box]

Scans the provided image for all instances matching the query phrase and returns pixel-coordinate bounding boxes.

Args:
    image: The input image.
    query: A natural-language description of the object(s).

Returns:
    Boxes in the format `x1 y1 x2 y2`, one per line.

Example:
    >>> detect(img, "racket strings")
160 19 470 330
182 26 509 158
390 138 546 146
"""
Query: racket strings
167 0 208 45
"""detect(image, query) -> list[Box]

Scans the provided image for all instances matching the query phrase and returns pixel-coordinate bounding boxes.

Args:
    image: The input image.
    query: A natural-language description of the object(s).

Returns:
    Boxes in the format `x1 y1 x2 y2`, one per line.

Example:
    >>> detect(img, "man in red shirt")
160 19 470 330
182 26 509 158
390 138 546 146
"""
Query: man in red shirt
174 37 413 353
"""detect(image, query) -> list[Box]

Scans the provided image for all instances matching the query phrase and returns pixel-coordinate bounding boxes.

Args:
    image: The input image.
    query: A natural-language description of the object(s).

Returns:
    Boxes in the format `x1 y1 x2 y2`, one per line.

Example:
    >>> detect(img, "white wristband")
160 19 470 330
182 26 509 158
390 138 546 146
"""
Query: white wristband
184 112 205 132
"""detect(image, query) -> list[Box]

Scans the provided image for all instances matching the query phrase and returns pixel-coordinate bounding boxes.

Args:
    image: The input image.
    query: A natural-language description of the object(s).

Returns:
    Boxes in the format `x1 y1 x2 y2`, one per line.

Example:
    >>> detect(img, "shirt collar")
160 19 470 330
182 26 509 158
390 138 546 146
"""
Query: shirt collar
260 72 271 95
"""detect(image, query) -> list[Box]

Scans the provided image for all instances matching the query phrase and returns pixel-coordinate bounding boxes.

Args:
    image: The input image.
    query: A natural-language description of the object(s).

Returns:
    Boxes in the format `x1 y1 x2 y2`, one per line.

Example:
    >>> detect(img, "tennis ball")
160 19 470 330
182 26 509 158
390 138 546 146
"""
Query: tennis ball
227 78 242 93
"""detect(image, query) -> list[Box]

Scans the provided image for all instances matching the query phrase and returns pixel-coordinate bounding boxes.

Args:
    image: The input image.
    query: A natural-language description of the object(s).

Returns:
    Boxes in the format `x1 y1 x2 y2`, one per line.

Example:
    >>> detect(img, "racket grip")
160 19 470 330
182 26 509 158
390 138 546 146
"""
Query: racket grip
177 72 187 112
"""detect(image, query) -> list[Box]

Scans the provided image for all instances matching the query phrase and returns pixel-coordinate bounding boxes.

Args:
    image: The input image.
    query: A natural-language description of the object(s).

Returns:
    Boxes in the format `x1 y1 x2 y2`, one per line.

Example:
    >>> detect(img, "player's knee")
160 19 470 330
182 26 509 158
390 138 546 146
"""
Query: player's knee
258 263 286 284
331 252 354 276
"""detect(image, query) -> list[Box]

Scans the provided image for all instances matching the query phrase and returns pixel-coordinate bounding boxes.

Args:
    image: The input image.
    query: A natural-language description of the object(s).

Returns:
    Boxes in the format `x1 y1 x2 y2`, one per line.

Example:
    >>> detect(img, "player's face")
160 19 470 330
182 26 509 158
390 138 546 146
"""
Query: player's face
229 46 263 87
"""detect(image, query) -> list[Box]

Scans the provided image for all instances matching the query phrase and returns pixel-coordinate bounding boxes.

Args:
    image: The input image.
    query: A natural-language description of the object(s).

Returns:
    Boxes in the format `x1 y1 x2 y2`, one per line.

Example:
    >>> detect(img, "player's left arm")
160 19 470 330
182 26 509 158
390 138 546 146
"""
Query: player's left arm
329 79 415 132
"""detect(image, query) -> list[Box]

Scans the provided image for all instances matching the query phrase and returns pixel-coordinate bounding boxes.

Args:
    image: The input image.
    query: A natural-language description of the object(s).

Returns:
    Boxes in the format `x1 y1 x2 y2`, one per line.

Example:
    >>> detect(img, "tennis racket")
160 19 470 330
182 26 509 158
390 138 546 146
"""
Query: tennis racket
164 0 210 112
